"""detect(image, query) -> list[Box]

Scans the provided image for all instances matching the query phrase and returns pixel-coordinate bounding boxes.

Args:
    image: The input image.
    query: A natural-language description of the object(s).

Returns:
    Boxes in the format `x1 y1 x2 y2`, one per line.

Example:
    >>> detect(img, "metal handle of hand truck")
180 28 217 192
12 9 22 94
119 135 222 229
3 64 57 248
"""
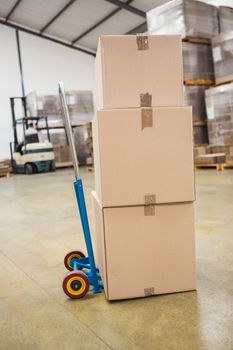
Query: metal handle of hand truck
58 81 80 179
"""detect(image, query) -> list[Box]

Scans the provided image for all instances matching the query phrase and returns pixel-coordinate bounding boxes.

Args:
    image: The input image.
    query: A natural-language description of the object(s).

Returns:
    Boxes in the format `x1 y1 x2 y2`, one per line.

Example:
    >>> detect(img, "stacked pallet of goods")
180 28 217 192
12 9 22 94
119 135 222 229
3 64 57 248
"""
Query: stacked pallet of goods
196 5 233 169
92 34 196 300
0 160 11 178
147 0 218 148
26 90 94 167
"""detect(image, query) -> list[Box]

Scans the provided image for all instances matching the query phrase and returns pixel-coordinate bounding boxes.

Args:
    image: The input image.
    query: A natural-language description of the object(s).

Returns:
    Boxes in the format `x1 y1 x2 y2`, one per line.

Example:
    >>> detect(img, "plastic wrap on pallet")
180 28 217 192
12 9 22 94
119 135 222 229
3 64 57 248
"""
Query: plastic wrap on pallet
40 125 92 165
147 0 218 39
182 42 214 81
219 6 233 33
184 85 208 124
26 90 94 126
212 31 233 85
73 126 92 165
205 83 233 146
193 125 208 145
26 91 60 116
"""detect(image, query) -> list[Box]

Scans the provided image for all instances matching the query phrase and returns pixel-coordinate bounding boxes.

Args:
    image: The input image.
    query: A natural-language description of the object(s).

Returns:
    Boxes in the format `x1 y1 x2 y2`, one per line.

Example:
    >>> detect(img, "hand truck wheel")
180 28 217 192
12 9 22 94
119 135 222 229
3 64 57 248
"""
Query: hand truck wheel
63 271 90 299
64 250 85 271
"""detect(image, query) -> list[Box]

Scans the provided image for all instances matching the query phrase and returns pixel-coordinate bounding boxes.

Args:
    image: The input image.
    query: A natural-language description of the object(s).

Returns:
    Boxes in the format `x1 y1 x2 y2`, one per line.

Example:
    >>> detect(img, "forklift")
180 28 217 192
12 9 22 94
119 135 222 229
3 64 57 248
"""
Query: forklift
10 97 55 174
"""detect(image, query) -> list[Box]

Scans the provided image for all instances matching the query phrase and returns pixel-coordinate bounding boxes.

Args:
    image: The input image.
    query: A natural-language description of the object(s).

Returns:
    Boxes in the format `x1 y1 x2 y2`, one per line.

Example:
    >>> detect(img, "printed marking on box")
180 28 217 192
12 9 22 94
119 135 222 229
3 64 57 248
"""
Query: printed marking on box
213 46 222 63
207 107 215 120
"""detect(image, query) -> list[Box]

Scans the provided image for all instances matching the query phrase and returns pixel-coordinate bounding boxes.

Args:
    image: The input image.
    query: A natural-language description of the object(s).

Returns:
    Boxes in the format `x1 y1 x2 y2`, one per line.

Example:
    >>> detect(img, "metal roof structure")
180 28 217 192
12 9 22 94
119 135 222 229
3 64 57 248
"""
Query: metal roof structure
0 0 160 56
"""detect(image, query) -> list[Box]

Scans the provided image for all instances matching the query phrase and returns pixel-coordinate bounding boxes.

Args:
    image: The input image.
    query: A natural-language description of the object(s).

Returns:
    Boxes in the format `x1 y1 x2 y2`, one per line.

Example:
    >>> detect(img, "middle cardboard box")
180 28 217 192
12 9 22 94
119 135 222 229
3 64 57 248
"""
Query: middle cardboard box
93 105 195 207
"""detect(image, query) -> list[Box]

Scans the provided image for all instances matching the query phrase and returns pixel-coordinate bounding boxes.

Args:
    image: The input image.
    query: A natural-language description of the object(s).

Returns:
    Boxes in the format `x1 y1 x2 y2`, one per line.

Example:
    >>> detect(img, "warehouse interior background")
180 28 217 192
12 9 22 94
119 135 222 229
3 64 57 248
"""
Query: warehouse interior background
0 0 231 159
0 0 233 349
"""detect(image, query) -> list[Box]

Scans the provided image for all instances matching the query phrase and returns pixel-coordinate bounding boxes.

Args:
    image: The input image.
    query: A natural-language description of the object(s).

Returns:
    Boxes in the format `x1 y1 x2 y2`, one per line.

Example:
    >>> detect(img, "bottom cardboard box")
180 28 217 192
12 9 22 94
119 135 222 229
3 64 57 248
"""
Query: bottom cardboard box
92 192 196 301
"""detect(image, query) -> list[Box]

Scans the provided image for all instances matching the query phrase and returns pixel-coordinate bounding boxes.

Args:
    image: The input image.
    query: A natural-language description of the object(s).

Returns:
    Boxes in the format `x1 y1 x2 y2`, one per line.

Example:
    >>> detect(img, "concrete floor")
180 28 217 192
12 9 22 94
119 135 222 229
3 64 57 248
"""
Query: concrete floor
0 168 233 350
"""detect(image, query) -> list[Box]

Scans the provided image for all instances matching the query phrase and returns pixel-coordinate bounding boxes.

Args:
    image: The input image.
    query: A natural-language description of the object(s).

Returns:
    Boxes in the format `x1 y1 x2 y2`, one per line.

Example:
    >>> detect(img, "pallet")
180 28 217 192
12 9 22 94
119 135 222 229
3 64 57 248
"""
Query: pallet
183 36 210 45
0 172 10 178
184 79 214 86
195 163 233 171
195 163 225 171
224 162 233 169
55 161 73 169
55 161 93 169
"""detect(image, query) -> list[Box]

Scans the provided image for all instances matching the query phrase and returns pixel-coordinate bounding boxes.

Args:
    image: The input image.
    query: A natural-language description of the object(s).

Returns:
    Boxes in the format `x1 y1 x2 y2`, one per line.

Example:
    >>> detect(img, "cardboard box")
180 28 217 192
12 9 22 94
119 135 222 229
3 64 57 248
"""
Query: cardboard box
194 145 208 157
184 85 208 125
92 192 196 301
208 145 233 156
53 144 71 163
96 35 183 109
93 106 195 207
224 134 233 145
226 155 233 163
193 125 208 145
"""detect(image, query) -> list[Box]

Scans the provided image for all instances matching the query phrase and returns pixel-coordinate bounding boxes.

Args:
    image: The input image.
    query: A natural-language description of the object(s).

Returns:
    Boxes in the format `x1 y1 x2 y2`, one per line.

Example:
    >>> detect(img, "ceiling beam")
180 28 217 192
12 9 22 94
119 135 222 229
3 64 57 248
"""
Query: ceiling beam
5 0 22 22
40 0 76 34
72 0 133 45
103 0 146 18
0 19 96 56
126 21 147 34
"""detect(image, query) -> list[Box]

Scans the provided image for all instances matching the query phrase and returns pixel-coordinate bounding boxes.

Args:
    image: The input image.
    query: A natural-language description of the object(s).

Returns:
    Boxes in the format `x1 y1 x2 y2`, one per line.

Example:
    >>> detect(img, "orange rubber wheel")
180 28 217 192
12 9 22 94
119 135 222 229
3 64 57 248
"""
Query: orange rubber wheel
64 250 85 271
63 271 90 299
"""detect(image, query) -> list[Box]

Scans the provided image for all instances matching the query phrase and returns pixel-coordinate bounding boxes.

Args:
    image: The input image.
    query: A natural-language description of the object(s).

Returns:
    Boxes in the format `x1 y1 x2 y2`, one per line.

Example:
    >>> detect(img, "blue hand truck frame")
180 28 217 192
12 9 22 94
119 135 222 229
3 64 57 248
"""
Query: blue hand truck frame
59 82 103 298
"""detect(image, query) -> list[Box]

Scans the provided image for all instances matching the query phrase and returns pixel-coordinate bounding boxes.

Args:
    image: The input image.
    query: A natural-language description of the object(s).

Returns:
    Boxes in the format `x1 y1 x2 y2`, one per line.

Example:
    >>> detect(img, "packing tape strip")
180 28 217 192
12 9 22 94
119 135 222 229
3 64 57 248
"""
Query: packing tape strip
141 108 153 130
144 287 155 296
144 194 156 216
136 34 149 50
140 92 152 107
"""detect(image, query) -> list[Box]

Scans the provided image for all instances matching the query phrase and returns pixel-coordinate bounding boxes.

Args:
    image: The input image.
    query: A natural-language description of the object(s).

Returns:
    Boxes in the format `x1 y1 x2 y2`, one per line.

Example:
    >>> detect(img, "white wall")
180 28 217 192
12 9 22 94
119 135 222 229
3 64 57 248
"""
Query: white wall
0 26 22 159
0 25 95 159
20 32 95 93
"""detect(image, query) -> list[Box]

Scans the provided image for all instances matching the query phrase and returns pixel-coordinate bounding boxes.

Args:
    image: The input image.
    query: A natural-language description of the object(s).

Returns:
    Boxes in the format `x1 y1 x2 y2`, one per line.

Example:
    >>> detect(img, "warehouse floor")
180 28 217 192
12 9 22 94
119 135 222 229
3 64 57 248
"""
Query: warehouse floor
0 168 233 350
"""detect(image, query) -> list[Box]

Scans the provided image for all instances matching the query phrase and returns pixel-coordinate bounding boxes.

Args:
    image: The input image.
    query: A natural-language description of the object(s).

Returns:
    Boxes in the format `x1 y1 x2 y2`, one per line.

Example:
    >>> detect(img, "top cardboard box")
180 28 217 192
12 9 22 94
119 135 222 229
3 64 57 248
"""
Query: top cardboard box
95 35 184 109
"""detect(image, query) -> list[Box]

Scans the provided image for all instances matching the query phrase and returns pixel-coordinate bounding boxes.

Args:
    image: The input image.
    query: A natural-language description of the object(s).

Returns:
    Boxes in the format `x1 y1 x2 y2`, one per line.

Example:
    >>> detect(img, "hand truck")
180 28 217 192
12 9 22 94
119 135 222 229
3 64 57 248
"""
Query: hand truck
59 82 103 299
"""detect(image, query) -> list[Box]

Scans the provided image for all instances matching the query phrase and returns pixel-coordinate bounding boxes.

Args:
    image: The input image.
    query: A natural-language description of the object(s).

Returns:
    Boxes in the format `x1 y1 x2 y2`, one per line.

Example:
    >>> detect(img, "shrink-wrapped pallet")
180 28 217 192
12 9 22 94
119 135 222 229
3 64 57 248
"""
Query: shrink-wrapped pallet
40 125 92 165
212 31 233 85
193 125 208 145
184 85 208 124
27 90 94 126
205 83 233 146
219 6 233 34
147 0 218 39
183 42 214 82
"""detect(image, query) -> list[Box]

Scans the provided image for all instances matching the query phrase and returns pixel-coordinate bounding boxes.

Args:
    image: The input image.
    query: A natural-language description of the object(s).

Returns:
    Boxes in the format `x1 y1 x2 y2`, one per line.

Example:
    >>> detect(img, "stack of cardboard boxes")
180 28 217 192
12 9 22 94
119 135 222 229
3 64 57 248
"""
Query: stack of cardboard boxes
147 0 219 147
197 10 233 166
92 35 196 300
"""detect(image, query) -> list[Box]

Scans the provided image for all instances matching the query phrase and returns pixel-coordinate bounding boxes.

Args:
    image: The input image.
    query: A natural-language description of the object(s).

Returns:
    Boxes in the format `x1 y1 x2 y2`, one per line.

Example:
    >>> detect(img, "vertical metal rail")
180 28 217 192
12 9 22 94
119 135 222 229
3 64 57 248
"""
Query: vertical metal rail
58 82 80 178
10 98 18 150
15 30 25 97
45 117 51 142
22 96 27 117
